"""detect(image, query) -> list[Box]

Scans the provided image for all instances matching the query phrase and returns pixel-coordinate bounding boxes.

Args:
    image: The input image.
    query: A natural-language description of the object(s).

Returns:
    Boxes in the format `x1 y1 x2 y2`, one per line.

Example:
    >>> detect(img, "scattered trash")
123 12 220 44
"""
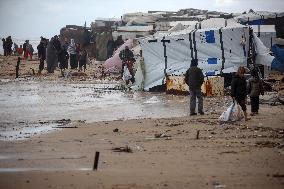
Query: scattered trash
255 141 280 148
112 146 133 153
196 130 200 139
272 173 284 178
54 119 72 125
218 151 238 155
212 181 226 188
154 133 171 138
113 128 119 132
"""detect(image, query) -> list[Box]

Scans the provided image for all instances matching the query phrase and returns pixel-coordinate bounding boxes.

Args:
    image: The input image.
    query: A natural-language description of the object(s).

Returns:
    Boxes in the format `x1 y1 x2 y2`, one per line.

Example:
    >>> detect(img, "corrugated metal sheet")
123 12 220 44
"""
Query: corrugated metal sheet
166 75 224 96
166 76 189 95
201 76 224 96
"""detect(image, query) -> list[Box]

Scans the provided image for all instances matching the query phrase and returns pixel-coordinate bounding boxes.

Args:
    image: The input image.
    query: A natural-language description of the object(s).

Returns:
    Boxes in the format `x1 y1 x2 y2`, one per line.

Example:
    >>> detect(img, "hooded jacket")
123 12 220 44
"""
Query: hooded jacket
231 74 247 100
185 66 204 90
247 77 264 97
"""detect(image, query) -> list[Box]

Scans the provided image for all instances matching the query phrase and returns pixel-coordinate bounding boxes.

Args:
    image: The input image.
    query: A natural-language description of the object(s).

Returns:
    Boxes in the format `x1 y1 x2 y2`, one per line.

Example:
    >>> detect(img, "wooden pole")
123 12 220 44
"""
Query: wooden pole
93 151 100 171
196 130 200 139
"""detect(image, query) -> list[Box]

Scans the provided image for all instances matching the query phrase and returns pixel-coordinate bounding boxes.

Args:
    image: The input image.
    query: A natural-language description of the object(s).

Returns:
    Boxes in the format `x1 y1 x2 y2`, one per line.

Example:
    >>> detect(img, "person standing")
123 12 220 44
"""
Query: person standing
23 40 30 59
68 39 78 69
119 46 135 84
247 69 264 116
61 37 69 52
115 35 124 49
46 37 58 73
2 38 7 56
231 66 250 121
58 46 69 76
106 37 115 58
37 38 47 74
16 57 21 78
78 46 87 72
17 45 23 55
6 36 13 55
185 59 204 116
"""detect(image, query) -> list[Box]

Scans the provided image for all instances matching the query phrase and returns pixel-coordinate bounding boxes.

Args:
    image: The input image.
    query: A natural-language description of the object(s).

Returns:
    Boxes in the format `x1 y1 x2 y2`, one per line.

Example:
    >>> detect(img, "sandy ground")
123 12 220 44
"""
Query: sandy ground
0 55 284 189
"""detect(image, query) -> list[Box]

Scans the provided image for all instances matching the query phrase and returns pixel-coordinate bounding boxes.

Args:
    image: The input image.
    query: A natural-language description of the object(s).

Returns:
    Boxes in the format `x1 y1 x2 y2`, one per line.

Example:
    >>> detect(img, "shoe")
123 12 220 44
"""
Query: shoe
199 111 204 115
250 112 255 116
245 117 251 121
190 112 197 116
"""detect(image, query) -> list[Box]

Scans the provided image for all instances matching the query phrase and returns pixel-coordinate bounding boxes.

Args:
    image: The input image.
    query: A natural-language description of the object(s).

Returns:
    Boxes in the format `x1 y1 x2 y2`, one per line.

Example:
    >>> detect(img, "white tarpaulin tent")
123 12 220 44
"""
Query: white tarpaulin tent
234 11 284 24
251 25 276 48
138 26 274 91
200 18 243 29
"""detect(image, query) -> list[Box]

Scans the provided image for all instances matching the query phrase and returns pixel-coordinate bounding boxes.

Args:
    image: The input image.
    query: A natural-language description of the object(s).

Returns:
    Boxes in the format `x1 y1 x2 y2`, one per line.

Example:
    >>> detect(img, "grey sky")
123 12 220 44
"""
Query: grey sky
0 0 283 39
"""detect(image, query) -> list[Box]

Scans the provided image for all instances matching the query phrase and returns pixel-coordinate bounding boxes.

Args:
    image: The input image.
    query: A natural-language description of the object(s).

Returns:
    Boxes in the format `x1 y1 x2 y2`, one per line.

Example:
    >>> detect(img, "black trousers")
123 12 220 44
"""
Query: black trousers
250 96 259 113
70 54 78 69
39 58 45 72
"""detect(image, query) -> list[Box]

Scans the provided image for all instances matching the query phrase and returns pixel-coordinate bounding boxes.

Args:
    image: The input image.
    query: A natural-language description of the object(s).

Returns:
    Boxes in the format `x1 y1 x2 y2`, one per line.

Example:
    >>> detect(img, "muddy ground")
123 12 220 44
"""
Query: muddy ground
0 55 284 189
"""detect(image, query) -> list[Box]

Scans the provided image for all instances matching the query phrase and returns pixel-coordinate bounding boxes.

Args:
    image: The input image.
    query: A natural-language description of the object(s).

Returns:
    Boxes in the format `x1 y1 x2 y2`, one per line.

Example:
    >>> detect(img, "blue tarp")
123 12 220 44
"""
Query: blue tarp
271 45 284 73
205 30 215 43
208 58 218 64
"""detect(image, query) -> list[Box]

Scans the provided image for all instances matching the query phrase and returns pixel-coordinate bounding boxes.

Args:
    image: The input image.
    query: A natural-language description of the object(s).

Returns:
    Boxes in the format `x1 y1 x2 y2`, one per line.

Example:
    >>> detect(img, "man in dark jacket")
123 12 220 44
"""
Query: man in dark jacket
119 46 135 84
107 38 115 58
185 59 204 115
37 38 47 74
5 36 13 55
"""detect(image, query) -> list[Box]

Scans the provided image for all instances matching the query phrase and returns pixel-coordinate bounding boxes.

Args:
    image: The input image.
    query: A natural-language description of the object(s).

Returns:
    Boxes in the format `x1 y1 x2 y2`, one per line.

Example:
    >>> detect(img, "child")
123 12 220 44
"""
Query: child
231 66 250 121
247 69 264 116
16 57 21 78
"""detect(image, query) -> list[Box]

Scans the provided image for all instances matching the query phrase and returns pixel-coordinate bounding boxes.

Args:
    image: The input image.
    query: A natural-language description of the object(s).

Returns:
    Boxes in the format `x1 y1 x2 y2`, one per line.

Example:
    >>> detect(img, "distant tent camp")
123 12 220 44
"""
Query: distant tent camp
138 26 274 91
168 23 186 32
234 11 284 38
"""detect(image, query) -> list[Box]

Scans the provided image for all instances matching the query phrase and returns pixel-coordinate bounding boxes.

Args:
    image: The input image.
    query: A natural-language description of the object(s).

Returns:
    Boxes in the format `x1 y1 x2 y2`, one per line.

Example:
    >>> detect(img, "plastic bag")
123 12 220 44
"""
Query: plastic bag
219 102 244 122
123 65 132 81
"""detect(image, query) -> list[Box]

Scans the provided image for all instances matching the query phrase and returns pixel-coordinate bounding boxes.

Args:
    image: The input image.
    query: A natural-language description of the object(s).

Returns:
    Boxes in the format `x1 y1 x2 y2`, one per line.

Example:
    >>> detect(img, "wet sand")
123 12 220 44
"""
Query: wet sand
0 55 284 189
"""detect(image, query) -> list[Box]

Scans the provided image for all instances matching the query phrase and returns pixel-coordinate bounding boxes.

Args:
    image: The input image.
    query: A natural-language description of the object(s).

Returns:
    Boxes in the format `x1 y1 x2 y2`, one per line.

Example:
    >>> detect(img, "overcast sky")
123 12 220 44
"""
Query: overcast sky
0 0 283 39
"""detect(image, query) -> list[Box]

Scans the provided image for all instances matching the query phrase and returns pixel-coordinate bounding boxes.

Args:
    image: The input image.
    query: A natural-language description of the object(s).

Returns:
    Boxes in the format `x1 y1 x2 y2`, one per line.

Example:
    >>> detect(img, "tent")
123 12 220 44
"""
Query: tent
235 11 284 25
103 39 134 73
251 25 276 48
271 44 284 73
138 26 274 91
200 18 243 29
168 23 186 32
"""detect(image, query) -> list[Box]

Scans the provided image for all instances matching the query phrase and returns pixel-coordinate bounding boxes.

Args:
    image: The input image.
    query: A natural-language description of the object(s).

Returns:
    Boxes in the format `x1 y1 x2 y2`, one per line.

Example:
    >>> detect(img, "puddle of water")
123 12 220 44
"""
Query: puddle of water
0 167 91 172
0 122 61 141
0 80 190 141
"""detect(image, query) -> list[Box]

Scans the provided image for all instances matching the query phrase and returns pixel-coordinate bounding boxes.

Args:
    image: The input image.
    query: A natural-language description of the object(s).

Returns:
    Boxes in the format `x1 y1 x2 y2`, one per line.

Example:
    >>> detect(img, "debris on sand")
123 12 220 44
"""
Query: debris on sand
112 146 133 153
255 141 280 148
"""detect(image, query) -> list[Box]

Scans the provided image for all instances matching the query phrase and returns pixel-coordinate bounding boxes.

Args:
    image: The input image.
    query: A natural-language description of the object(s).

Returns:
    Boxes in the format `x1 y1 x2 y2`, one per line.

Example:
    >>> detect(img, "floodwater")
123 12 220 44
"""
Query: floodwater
0 79 190 140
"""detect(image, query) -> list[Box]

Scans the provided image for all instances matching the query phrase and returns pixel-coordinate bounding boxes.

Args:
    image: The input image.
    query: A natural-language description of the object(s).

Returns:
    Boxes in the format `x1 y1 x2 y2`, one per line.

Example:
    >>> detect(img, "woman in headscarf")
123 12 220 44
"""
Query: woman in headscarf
46 37 58 73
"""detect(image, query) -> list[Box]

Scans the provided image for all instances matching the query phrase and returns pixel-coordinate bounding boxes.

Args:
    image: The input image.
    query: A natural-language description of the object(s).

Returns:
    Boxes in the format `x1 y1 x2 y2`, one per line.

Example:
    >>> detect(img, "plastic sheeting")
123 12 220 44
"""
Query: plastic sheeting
168 23 186 32
139 26 275 91
251 25 276 48
253 32 274 67
200 18 243 29
271 44 284 73
235 11 284 23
